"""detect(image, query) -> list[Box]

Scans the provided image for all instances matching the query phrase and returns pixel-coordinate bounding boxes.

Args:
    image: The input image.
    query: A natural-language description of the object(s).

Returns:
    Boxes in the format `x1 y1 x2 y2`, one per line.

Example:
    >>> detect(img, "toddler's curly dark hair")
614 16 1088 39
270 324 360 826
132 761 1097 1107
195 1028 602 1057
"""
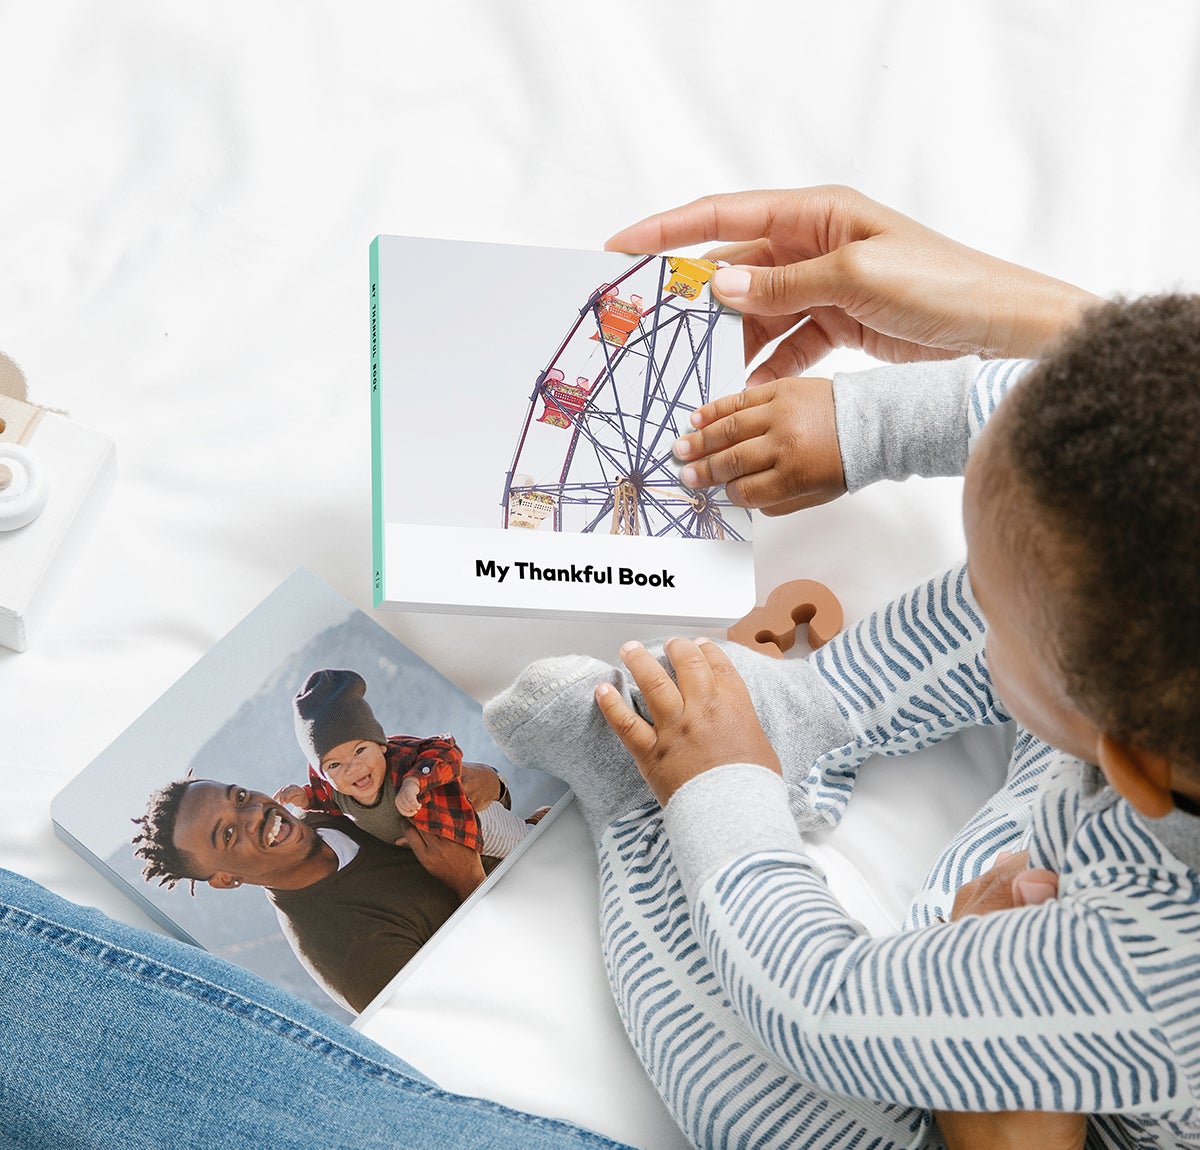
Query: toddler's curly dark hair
995 294 1200 772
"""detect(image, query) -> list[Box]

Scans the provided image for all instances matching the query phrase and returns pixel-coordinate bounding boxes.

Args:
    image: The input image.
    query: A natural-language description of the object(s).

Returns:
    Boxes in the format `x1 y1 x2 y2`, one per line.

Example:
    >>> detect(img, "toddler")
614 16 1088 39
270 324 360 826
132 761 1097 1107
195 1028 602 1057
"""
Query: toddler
486 296 1200 1148
279 668 531 900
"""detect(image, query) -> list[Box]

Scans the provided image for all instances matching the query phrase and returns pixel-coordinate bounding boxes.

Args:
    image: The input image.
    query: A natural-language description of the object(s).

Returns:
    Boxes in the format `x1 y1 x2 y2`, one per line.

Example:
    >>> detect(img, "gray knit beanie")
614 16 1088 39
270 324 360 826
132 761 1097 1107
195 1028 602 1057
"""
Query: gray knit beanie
293 668 386 770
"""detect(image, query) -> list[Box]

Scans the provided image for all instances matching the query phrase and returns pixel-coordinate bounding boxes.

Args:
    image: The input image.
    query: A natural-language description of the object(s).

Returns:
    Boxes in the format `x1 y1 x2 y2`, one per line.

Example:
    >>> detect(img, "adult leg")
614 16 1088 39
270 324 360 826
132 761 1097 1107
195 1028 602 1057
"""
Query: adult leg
0 869 629 1150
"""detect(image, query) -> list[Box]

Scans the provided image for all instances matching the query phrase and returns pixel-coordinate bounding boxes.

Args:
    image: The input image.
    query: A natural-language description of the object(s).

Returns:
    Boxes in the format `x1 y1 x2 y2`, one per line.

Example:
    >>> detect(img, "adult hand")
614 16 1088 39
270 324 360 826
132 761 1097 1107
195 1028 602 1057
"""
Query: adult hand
948 848 1059 920
673 376 844 514
936 852 1083 1150
595 637 780 806
460 762 502 811
607 186 1101 381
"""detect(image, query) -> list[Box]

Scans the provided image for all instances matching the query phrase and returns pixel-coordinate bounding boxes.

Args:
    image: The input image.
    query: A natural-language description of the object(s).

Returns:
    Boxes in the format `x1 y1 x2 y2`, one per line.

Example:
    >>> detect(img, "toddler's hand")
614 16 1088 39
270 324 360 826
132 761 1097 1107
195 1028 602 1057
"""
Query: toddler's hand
674 377 844 515
273 785 309 809
395 777 422 818
595 638 781 806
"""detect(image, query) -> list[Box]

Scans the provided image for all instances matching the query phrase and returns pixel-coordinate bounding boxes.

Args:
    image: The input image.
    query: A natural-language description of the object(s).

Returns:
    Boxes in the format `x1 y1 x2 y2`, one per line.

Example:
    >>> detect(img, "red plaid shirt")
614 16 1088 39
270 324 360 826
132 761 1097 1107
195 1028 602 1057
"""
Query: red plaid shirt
303 733 481 853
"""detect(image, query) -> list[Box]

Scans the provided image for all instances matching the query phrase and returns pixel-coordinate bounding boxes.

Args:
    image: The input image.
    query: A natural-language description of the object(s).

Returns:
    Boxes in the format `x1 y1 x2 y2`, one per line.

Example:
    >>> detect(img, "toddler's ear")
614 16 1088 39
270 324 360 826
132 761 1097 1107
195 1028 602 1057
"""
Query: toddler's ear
1097 733 1175 818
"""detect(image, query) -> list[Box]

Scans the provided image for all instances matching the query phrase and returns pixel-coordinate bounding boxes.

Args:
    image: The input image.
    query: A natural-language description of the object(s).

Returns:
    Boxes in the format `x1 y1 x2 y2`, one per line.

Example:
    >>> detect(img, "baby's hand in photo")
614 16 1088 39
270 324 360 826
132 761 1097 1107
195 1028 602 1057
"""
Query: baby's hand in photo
673 377 844 516
273 785 309 809
595 638 781 805
395 777 422 818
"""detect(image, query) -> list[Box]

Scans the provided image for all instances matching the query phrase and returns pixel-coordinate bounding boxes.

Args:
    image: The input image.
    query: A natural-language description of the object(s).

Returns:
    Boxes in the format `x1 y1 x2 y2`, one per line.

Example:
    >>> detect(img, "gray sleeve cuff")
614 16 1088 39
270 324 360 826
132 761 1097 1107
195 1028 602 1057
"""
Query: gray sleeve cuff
832 356 981 491
662 763 809 902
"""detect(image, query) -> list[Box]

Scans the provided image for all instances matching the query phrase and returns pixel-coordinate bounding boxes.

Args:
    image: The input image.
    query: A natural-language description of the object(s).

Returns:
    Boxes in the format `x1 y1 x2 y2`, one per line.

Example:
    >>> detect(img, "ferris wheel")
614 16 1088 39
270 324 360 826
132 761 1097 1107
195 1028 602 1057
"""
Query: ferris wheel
502 255 750 542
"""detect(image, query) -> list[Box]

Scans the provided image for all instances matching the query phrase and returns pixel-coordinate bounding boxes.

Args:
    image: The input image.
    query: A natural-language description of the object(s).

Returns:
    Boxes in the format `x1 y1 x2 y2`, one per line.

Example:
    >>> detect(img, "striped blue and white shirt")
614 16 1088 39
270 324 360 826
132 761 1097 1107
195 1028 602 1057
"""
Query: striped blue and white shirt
605 359 1200 1148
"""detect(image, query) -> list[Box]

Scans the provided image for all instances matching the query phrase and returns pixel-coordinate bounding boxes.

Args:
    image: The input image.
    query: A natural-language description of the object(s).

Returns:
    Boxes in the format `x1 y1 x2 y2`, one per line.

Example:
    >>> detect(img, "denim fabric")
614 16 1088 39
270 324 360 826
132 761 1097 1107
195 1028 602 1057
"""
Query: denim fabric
0 869 630 1150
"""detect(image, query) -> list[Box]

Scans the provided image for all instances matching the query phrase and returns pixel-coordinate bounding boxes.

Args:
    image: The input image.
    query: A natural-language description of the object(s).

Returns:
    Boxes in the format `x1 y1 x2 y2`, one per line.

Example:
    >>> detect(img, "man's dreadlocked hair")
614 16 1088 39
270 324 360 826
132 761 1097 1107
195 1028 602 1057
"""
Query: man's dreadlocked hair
994 293 1200 772
131 778 205 894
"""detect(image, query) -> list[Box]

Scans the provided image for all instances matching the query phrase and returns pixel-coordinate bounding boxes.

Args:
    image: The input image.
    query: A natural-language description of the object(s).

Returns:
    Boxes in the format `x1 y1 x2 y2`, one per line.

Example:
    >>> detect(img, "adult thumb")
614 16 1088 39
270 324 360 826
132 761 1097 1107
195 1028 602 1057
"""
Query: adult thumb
711 259 841 316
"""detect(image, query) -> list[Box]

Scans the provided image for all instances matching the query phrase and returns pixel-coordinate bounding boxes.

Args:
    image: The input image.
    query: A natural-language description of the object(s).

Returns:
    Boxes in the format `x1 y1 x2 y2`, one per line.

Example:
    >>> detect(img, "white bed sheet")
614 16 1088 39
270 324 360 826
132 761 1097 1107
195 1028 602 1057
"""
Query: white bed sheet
2 4 1199 1146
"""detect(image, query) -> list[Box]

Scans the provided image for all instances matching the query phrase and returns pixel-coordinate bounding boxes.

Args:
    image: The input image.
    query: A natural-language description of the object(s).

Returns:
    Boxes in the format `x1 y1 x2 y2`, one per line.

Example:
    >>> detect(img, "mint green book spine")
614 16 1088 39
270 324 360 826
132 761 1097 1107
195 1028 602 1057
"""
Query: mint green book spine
369 237 384 605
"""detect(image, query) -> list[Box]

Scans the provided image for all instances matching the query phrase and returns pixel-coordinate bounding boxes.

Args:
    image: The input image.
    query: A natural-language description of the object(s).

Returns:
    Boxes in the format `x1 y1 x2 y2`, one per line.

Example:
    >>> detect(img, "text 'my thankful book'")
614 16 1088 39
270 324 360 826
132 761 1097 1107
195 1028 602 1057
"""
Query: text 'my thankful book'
370 236 755 625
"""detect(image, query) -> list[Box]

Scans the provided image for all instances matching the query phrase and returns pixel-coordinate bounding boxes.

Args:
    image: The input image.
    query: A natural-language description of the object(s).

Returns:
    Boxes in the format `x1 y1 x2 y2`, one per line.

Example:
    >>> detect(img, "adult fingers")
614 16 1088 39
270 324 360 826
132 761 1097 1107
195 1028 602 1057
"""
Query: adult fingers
605 186 885 257
950 850 1032 919
605 190 799 255
704 239 775 267
711 248 861 317
1013 868 1059 906
742 311 807 367
746 319 839 383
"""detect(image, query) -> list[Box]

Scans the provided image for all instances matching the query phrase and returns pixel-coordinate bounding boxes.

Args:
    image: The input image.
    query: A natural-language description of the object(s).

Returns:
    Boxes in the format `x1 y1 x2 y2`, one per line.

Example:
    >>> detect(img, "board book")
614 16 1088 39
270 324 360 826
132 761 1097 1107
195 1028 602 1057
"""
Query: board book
370 235 756 625
51 569 570 1027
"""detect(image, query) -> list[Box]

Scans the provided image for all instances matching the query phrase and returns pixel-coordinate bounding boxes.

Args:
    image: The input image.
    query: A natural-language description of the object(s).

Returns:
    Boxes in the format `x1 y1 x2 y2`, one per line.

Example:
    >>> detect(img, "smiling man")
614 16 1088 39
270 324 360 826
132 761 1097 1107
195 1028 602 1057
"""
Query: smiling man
133 778 469 1013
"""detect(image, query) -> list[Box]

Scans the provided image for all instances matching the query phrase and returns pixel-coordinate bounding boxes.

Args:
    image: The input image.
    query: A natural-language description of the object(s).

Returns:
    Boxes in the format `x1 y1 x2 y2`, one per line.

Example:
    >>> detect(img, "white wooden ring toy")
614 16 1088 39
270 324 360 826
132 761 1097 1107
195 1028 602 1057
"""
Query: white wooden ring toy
0 442 49 531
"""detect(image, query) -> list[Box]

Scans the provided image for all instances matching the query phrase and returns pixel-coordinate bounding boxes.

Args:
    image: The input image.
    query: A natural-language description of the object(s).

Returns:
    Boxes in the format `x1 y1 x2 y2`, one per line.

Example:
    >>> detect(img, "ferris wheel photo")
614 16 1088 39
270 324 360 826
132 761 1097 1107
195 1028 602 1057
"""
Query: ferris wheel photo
503 254 750 542
372 235 754 623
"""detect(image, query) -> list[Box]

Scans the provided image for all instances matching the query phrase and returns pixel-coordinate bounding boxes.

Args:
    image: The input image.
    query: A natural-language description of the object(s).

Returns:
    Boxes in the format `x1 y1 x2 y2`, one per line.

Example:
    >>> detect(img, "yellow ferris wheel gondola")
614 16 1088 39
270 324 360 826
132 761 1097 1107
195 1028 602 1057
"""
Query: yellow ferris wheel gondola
665 257 719 300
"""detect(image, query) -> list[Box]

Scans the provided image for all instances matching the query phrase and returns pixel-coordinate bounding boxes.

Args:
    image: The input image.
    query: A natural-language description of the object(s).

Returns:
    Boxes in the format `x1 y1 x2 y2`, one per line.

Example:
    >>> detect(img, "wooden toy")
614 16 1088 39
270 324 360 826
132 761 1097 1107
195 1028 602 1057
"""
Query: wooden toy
0 381 115 651
726 578 843 658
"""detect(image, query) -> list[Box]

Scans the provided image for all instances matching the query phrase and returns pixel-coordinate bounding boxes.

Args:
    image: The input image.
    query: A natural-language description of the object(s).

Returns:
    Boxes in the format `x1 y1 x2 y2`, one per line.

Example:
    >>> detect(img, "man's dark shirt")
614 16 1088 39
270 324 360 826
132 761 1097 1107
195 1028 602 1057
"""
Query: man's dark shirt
268 815 462 1013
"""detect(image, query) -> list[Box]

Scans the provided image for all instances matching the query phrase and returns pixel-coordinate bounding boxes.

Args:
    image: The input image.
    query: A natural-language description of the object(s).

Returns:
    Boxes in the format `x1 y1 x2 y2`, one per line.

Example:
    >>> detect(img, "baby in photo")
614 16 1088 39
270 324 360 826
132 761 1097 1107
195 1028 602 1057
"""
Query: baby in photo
277 668 532 900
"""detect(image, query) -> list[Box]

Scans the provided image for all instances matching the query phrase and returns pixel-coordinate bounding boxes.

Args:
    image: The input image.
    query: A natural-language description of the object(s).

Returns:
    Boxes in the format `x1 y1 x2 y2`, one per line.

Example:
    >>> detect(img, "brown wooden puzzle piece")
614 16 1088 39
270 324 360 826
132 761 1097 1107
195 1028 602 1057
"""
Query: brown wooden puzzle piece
726 579 843 658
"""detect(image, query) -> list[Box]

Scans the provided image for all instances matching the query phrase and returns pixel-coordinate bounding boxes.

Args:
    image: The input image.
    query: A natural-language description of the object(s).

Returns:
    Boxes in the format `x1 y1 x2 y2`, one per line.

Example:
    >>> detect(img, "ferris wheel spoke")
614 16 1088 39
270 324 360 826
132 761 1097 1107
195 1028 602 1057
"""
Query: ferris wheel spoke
589 310 641 476
638 309 723 466
505 255 744 540
634 489 700 537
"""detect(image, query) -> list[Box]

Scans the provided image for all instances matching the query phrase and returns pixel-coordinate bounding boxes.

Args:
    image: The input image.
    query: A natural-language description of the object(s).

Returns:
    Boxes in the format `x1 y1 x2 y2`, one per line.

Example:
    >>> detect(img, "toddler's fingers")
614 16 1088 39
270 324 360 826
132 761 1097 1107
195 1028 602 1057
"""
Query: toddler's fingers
687 383 776 433
696 637 739 679
595 680 657 760
682 440 773 492
675 402 771 463
663 637 716 700
619 641 682 723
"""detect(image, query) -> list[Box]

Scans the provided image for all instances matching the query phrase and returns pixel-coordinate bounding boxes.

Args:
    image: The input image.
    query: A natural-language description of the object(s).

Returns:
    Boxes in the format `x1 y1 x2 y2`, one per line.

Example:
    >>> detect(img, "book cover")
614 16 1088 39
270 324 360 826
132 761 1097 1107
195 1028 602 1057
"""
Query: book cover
51 569 570 1026
371 236 755 624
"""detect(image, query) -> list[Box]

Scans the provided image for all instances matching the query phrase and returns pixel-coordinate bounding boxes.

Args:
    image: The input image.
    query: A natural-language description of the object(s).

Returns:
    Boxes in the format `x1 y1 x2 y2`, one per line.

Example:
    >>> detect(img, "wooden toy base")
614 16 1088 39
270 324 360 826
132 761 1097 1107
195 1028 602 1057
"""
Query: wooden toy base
727 579 844 658
0 396 115 652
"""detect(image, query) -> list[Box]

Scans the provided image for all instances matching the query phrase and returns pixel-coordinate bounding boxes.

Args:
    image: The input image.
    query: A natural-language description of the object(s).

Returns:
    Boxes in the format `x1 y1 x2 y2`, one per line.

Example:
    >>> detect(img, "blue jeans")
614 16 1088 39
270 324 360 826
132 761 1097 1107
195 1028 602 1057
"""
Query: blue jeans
0 869 631 1150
